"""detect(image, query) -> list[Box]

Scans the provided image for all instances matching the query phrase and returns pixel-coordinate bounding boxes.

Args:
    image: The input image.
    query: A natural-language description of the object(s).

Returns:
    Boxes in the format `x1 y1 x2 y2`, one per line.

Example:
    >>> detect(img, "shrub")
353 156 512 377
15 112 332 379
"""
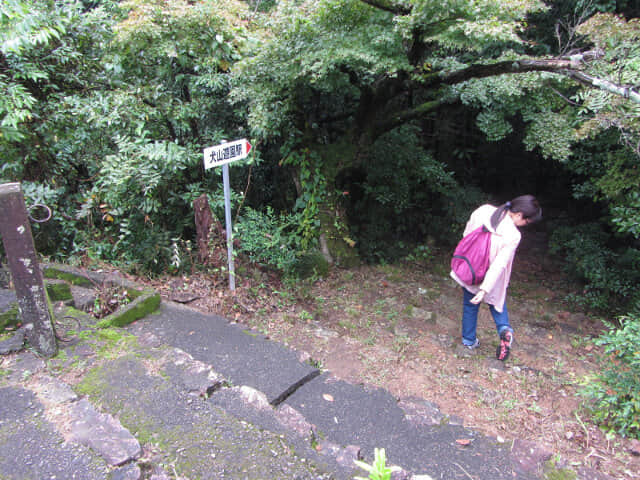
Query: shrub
234 206 301 274
549 223 640 313
579 314 640 439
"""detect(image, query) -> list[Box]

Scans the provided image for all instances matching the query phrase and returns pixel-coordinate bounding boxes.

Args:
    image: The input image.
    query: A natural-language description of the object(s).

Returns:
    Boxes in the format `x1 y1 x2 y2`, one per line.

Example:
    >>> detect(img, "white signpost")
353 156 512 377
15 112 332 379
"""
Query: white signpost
203 139 252 291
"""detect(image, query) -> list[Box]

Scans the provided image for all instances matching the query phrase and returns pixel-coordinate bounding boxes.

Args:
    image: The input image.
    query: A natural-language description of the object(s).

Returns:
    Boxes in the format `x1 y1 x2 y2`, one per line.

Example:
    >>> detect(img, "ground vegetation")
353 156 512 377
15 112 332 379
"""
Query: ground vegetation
0 0 639 464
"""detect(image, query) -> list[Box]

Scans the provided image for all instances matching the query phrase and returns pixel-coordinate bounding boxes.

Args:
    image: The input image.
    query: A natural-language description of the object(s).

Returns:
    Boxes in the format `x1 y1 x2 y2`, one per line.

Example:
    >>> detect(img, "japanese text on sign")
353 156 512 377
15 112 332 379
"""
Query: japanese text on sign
203 139 252 169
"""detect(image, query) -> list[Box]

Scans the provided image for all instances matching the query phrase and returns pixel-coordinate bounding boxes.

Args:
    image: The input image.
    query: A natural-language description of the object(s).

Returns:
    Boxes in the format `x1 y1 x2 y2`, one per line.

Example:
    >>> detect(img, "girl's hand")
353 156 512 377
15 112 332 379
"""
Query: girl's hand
471 290 486 304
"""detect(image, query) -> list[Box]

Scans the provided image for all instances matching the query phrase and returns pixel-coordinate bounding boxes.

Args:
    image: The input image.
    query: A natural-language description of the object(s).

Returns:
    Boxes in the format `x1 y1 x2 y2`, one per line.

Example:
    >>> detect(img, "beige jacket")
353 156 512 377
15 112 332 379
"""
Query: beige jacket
450 204 521 312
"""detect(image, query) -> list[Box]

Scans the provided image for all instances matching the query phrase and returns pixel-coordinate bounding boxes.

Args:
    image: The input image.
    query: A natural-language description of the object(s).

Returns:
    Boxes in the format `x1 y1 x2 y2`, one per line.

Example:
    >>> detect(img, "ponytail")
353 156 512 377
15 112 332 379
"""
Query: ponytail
490 195 542 230
490 202 511 230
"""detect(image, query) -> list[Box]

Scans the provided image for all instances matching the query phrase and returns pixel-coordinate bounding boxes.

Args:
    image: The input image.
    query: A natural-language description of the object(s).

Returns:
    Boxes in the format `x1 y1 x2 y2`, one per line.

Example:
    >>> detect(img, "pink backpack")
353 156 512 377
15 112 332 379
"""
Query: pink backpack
451 226 491 285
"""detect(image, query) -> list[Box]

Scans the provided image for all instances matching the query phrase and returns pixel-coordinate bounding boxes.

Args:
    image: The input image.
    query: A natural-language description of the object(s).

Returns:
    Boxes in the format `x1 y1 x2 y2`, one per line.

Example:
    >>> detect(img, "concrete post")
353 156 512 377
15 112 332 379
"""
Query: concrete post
0 183 57 357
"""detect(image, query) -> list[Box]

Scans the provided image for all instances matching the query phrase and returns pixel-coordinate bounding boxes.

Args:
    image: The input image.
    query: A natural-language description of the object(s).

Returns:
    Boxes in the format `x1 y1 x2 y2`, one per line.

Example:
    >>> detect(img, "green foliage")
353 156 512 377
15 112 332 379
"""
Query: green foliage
0 0 254 273
354 448 404 480
232 0 409 140
523 112 575 161
234 206 302 274
0 0 66 142
76 135 203 273
611 191 640 238
281 145 325 250
549 224 640 312
580 315 640 439
573 14 640 150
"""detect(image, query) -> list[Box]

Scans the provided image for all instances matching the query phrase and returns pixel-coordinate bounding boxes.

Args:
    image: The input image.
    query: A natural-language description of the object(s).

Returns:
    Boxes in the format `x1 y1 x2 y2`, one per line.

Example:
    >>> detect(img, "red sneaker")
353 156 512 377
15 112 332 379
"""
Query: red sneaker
496 330 513 361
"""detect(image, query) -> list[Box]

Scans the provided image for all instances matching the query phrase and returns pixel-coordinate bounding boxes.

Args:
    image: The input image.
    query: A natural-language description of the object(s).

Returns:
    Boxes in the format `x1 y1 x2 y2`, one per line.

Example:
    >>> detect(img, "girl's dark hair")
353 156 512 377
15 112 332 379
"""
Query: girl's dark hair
490 195 542 230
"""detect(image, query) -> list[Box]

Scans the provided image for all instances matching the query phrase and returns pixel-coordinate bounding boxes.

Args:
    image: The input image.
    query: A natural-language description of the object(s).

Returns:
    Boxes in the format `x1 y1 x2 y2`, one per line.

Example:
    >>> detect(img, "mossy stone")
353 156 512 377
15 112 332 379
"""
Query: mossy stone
46 281 73 302
43 266 93 287
291 251 330 279
0 303 19 330
96 292 161 329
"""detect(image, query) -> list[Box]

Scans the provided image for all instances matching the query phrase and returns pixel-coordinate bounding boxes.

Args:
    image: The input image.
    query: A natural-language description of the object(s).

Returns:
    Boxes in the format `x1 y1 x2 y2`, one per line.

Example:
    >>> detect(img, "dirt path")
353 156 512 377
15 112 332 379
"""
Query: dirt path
141 233 640 479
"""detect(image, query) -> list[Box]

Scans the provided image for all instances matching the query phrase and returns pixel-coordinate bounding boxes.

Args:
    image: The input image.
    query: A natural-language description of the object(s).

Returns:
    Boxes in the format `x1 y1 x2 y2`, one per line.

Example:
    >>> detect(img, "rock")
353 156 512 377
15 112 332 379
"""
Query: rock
314 326 339 339
236 385 271 410
149 468 171 480
5 351 46 382
398 397 446 426
33 375 77 404
69 398 141 466
168 292 201 304
111 463 142 480
275 403 316 438
510 439 553 477
435 315 458 331
161 348 225 395
390 467 411 480
411 308 435 322
70 285 98 312
316 441 361 469
487 358 507 371
336 445 361 469
0 327 25 355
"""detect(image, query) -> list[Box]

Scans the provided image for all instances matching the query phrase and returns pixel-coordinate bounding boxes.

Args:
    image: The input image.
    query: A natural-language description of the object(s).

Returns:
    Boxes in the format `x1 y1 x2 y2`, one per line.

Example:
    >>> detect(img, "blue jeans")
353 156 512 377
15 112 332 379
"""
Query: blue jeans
461 288 513 346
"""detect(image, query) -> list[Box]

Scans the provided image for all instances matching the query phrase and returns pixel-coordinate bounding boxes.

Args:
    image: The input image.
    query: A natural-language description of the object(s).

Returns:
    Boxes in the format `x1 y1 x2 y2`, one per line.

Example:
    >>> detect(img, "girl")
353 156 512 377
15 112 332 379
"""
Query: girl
450 195 542 361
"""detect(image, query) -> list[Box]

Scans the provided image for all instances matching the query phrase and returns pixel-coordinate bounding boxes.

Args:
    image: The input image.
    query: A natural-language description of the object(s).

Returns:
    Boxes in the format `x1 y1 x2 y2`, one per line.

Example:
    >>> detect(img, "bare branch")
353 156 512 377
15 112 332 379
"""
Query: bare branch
564 71 640 103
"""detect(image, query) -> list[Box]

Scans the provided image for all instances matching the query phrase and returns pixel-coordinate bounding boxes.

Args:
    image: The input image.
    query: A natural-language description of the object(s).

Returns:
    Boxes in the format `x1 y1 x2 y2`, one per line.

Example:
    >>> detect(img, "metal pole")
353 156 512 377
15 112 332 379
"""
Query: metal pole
222 163 235 291
0 183 57 357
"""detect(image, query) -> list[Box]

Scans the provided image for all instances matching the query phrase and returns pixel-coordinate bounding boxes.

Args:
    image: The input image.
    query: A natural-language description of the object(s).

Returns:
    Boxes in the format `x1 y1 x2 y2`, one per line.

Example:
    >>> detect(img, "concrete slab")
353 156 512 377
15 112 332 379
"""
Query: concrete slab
284 373 534 480
75 353 339 479
0 386 110 479
127 301 320 404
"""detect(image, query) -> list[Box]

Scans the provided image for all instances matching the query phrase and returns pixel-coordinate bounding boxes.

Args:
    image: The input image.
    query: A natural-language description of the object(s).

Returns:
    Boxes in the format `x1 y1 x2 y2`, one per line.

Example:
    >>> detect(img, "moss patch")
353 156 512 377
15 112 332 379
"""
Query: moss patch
0 303 19 331
43 266 93 287
96 292 160 329
46 282 73 302
543 460 578 480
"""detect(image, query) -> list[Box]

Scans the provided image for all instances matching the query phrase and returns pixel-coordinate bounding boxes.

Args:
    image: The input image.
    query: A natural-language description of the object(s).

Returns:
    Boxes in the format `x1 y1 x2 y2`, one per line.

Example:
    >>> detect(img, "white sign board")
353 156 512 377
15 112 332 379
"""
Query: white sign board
203 139 252 169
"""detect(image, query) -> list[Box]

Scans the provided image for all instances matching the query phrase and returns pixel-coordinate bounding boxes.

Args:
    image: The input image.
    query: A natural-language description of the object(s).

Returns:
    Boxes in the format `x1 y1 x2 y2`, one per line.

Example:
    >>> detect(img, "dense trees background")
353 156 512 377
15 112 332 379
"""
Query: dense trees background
1 0 639 436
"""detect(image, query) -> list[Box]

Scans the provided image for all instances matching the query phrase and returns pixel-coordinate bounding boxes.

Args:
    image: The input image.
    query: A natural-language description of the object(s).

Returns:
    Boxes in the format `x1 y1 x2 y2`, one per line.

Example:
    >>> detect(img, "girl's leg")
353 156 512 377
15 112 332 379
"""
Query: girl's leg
489 302 513 336
461 288 480 345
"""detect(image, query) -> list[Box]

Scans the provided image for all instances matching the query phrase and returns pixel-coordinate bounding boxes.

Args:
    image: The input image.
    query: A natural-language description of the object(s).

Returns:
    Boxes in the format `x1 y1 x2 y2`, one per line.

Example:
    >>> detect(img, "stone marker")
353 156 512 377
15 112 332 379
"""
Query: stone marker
0 183 57 357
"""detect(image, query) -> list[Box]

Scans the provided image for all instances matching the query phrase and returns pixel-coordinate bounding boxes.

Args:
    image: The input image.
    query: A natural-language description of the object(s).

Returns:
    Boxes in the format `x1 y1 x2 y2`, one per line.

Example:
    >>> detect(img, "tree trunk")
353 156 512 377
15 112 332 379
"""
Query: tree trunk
193 194 226 267
296 140 362 267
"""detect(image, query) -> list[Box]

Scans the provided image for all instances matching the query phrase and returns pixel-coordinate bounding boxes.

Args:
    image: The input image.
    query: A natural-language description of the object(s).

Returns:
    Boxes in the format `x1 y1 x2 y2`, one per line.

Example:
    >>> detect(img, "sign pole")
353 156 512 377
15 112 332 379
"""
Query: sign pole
222 163 235 291
203 138 252 292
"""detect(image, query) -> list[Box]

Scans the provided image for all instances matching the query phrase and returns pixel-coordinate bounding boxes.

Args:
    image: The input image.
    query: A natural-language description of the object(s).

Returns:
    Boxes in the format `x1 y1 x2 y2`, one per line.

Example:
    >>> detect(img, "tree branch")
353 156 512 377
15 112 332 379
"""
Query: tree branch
357 0 411 15
435 55 639 104
369 50 638 141
373 98 445 138
564 71 640 103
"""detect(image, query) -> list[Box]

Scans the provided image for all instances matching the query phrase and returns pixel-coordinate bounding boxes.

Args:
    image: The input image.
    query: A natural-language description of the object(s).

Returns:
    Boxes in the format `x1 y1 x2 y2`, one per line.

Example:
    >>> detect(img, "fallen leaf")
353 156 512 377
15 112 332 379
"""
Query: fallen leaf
456 438 472 446
322 393 334 402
